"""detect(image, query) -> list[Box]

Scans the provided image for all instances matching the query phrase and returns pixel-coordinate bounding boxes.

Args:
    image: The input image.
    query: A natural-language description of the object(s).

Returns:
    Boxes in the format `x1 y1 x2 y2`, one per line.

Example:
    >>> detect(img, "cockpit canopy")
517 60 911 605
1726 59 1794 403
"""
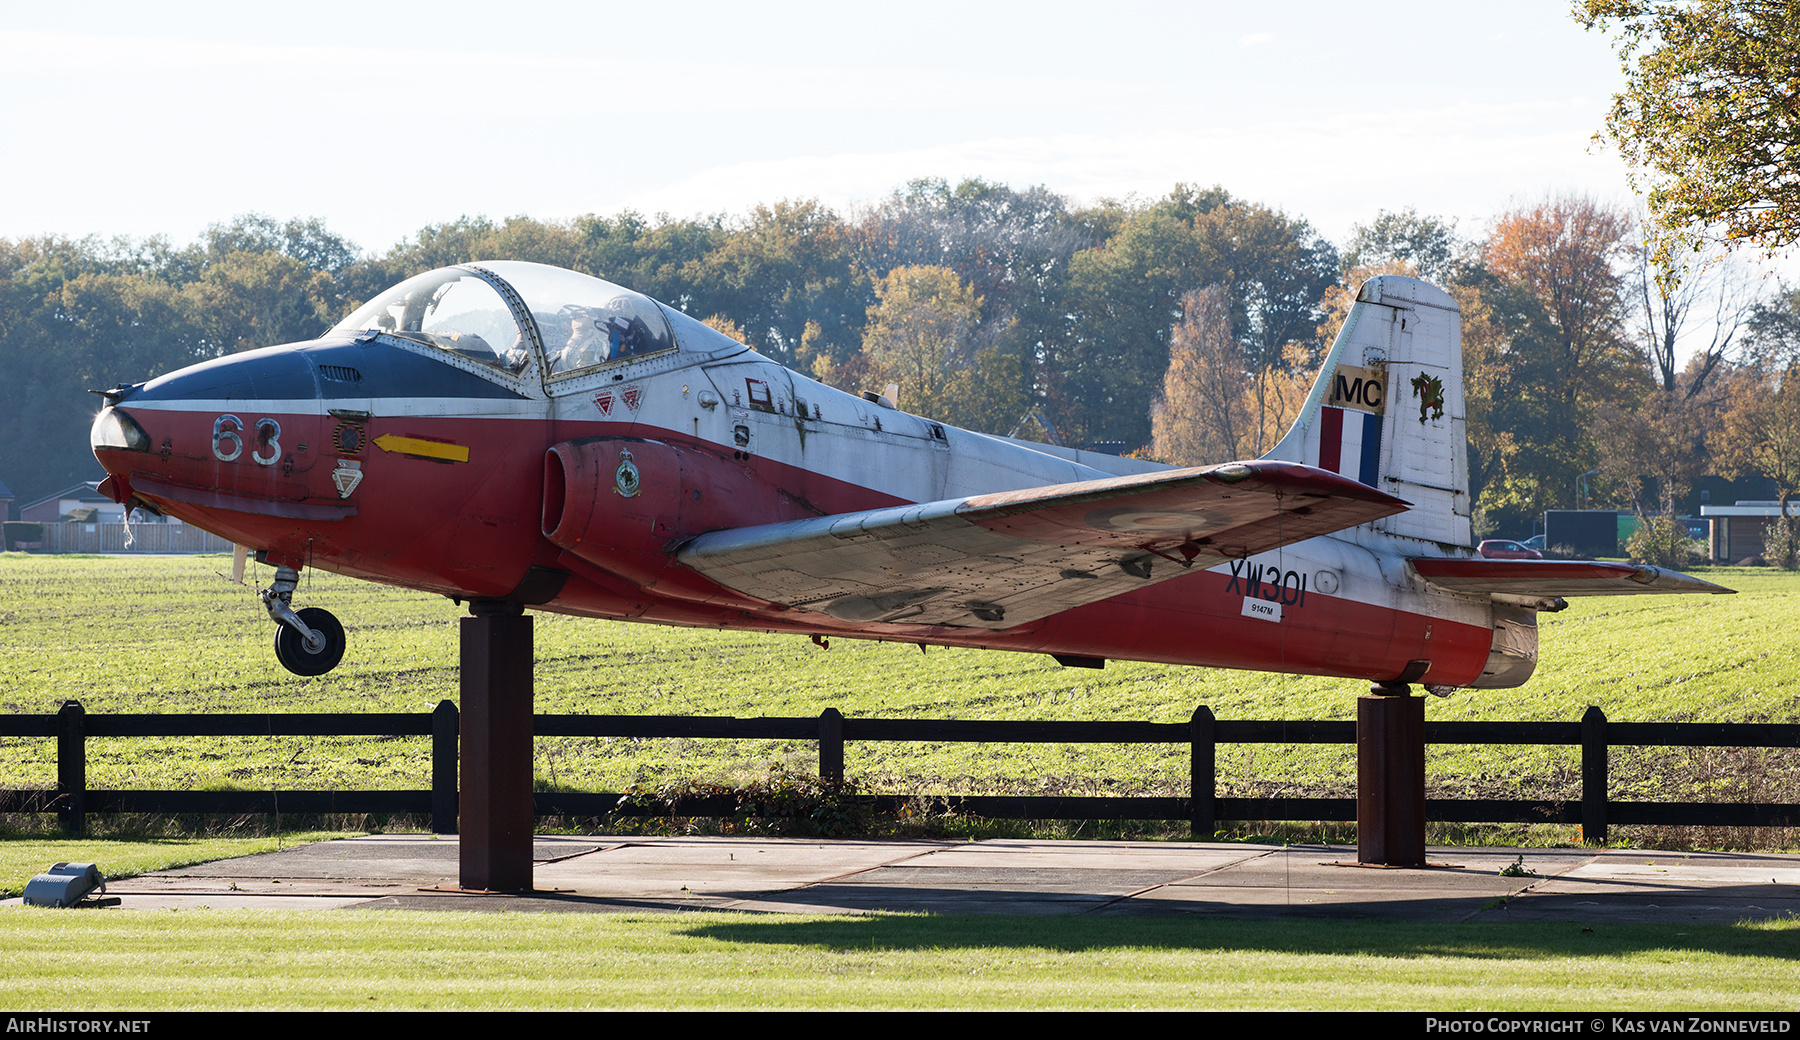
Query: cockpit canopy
330 261 741 381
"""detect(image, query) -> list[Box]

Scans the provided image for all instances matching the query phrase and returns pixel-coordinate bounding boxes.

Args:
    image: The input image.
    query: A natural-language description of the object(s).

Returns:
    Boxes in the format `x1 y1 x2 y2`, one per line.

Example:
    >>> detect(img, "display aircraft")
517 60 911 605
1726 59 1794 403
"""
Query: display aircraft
89 263 1731 682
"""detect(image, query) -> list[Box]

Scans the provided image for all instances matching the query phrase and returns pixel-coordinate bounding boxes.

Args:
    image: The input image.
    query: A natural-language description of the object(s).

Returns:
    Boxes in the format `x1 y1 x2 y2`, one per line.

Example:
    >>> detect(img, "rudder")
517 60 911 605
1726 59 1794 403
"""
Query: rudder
1263 275 1469 548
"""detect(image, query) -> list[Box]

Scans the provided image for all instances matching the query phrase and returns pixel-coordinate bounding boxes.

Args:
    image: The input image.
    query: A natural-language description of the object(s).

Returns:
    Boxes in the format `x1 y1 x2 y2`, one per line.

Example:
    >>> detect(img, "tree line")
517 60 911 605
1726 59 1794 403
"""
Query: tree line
4 181 1798 548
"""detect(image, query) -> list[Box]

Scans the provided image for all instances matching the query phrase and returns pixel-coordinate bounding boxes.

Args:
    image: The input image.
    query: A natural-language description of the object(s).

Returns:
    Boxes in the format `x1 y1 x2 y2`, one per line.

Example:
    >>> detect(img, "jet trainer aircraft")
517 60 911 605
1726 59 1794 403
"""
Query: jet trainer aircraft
90 263 1730 681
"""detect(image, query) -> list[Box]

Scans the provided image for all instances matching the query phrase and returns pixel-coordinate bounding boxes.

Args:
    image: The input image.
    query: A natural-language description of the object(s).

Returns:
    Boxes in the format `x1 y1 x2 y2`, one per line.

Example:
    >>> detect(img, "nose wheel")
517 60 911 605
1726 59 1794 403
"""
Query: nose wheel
273 606 346 676
260 565 347 676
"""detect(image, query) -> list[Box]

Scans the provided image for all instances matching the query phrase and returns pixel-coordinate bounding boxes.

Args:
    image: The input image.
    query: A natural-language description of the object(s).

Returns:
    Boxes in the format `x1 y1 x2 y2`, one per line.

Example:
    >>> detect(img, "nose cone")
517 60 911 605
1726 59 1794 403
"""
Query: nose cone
89 342 340 537
135 341 324 403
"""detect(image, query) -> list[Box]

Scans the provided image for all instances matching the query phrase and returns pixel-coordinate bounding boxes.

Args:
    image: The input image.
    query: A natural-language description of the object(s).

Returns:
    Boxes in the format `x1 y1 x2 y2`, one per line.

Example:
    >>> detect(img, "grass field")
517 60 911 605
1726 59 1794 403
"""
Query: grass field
5 553 1800 1011
0 833 346 900
0 910 1795 1010
2 552 1797 843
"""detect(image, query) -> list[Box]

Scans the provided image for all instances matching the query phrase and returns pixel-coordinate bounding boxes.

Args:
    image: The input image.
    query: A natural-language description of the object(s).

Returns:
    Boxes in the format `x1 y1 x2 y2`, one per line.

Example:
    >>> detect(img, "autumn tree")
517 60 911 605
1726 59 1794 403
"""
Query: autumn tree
700 314 749 342
1469 194 1646 530
0 243 202 504
1718 369 1800 509
1629 237 1756 396
857 265 1021 433
1219 203 1342 453
1340 209 1464 283
1061 185 1337 449
1743 282 1800 368
1604 405 1709 566
181 249 340 354
1594 392 1706 510
852 178 1088 425
1151 286 1249 465
0 220 374 506
381 215 580 275
1579 0 1800 264
571 210 726 310
203 214 359 276
1449 280 1515 533
678 199 868 368
1582 229 1755 552
1717 364 1800 564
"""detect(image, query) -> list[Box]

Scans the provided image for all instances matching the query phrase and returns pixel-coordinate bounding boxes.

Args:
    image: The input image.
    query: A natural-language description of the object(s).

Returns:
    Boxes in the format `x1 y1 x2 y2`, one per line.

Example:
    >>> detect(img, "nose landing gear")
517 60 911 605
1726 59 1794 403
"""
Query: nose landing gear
261 566 346 676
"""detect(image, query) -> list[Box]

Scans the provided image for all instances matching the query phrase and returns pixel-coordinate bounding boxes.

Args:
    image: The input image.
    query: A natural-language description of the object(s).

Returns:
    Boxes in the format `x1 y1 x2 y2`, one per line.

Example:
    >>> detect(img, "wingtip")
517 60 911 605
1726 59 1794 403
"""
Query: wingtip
1633 565 1736 595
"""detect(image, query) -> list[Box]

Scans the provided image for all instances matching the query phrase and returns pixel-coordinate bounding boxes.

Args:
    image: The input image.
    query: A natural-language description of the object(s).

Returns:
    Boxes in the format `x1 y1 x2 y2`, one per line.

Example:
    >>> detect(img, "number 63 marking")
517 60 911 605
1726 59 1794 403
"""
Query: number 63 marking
213 414 282 466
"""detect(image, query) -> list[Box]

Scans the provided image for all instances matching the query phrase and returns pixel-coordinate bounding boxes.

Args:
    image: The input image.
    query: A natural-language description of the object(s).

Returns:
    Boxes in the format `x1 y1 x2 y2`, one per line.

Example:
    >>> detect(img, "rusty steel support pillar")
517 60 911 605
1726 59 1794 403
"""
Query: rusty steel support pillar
459 602 534 893
1356 683 1425 867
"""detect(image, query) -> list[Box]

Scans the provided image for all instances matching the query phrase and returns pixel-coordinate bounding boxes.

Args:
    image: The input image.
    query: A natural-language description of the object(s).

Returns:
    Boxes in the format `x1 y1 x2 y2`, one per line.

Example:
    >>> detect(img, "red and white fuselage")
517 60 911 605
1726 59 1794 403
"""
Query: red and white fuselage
91 264 1728 686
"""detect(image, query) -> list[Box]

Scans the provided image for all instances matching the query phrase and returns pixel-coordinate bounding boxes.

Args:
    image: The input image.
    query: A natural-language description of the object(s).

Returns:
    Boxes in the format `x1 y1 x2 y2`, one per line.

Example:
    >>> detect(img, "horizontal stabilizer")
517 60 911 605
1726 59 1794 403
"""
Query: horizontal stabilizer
1411 558 1735 597
679 460 1407 629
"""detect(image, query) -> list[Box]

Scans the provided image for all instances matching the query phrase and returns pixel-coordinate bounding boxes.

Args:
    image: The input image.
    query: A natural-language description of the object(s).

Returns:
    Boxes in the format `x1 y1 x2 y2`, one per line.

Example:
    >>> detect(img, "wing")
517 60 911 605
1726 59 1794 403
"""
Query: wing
678 460 1408 629
1410 558 1735 597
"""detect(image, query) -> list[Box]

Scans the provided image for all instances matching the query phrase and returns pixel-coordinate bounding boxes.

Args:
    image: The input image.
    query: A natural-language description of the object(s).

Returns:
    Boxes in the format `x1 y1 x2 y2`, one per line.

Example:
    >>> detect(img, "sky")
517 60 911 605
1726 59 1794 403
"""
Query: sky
1 0 1661 257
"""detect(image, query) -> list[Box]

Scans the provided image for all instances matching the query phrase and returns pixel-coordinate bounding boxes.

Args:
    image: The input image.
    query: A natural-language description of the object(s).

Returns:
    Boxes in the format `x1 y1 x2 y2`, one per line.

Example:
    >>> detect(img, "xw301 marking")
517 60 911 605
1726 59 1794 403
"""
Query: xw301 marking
1225 557 1307 606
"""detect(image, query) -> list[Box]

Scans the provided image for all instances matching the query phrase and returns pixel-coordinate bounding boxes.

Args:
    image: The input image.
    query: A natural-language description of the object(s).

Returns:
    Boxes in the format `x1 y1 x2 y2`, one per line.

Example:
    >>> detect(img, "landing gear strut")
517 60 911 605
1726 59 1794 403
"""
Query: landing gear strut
261 566 346 676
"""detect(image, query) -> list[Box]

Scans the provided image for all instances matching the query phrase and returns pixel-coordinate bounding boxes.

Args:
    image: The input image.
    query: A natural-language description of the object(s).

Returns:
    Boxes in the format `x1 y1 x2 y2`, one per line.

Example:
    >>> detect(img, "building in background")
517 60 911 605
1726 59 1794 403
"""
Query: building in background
19 482 127 524
1701 501 1796 564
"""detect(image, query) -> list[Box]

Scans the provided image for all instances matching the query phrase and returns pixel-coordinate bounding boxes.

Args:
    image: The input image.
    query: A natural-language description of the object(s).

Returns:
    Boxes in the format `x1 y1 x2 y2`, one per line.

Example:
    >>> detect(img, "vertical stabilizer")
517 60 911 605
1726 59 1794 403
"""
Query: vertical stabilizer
1263 276 1469 547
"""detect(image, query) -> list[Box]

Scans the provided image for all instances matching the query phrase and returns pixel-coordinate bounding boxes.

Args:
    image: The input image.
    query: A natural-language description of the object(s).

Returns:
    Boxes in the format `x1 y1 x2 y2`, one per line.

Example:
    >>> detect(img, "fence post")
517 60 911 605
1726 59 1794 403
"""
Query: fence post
819 708 844 785
1191 704 1215 840
431 700 458 834
1581 705 1608 845
56 700 86 834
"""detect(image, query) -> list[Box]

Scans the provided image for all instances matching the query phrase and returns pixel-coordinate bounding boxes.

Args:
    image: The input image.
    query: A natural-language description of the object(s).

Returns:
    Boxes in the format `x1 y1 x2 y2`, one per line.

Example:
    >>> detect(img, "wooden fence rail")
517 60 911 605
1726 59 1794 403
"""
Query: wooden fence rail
2 701 1797 841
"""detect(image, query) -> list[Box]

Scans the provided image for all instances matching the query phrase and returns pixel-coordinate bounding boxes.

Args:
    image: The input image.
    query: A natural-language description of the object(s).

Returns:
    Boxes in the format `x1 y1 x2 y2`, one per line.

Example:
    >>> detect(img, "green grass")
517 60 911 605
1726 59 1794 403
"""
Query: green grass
4 555 1800 1010
0 911 1792 1010
0 833 348 899
2 553 1796 843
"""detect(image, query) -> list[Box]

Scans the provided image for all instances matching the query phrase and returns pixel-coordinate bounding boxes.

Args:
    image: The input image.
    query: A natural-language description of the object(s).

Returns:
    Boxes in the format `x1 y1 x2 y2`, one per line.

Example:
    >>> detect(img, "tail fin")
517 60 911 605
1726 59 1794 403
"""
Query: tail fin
1263 276 1469 548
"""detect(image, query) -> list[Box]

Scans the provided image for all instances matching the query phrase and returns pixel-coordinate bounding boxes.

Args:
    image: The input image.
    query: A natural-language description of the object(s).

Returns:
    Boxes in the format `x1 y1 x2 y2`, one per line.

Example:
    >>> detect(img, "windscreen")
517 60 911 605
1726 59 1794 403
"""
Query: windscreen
476 261 676 378
331 268 530 373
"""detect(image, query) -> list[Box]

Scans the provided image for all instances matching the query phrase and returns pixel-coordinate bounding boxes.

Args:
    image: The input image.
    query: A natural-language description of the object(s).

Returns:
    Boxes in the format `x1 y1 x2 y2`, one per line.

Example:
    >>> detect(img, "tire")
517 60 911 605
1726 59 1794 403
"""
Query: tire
273 607 346 676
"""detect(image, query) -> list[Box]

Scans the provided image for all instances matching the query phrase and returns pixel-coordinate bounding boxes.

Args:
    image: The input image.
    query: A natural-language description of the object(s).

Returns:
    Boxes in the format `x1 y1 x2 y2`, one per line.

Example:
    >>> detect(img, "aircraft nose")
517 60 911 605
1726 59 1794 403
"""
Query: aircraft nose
89 344 335 528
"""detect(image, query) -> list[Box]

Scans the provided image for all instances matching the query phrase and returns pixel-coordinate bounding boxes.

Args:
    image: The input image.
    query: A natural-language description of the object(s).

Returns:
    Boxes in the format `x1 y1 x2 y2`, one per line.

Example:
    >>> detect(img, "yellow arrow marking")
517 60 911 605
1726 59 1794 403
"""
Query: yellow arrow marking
374 434 470 463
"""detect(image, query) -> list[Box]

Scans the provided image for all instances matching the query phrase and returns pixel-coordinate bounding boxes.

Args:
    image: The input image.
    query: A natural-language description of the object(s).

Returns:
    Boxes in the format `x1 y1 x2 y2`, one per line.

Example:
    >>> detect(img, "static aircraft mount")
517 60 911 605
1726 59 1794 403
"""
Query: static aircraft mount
89 262 1729 682
88 263 1732 879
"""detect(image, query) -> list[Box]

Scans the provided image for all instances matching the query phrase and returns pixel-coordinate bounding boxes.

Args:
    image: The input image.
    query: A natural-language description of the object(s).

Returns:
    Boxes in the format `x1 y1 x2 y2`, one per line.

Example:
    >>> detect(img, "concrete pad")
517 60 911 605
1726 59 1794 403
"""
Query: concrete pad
79 875 406 911
532 838 954 906
680 839 1284 915
172 833 610 881
1477 848 1800 924
907 834 1274 867
16 835 620 912
905 839 1276 872
8 837 1799 921
1088 846 1595 919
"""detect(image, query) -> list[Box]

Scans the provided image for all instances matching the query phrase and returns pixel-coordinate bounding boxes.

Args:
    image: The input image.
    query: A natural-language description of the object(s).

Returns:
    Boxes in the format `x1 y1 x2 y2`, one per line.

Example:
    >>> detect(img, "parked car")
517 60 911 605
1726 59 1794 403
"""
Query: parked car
1478 538 1544 560
1522 534 1546 551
